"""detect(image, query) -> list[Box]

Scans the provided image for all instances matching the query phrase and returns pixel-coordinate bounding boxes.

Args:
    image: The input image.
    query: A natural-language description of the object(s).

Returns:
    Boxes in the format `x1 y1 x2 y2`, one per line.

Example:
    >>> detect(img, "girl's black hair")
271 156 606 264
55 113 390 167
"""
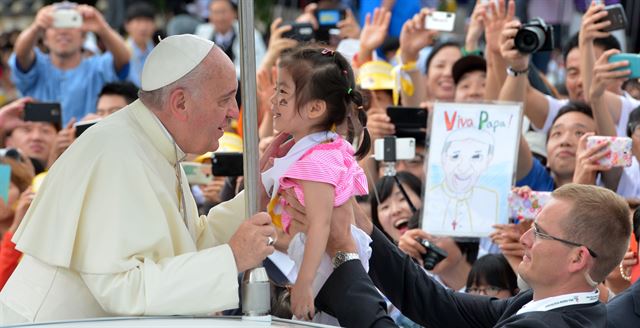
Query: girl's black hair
465 254 518 296
279 46 370 159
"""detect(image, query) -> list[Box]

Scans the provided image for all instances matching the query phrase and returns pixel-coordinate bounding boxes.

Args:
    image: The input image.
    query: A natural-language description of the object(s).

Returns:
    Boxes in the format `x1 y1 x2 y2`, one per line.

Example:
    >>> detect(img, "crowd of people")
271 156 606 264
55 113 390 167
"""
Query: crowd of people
0 0 639 327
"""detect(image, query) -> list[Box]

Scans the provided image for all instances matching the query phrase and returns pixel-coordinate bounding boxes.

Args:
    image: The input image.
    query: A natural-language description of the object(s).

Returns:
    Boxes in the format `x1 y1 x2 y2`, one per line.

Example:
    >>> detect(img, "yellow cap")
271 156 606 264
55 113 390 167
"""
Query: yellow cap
358 60 395 91
194 132 243 163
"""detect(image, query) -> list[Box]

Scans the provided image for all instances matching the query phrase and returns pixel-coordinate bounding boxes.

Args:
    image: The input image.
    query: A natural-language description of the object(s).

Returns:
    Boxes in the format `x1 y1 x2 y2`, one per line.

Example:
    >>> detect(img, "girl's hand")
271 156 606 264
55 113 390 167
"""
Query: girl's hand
291 282 315 321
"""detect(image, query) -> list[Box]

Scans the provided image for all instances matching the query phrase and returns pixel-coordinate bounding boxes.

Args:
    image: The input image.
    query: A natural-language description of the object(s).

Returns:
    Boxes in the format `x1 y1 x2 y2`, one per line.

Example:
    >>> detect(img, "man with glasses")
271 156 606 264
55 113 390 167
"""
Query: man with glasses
289 183 631 327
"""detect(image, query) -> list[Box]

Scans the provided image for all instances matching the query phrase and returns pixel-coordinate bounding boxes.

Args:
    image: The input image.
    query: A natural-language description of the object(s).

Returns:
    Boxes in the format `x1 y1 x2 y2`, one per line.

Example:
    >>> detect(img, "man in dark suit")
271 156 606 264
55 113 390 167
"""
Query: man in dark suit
286 184 631 327
607 210 640 328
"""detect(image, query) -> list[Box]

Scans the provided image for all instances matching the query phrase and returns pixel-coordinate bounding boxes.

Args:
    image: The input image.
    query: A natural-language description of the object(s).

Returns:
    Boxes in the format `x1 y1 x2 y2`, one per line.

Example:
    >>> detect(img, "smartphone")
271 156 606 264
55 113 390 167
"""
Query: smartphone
0 164 10 204
586 136 633 168
373 137 416 161
24 102 62 130
600 4 627 32
508 191 551 223
609 53 640 79
281 22 315 42
425 11 456 32
181 162 213 185
315 8 346 29
52 9 83 29
74 119 100 138
211 152 243 176
387 106 428 140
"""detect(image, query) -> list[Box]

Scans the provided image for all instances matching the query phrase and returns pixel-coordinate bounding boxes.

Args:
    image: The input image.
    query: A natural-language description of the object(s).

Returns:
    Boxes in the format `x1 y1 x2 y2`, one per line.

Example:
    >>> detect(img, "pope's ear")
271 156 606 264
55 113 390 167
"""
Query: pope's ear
168 88 188 121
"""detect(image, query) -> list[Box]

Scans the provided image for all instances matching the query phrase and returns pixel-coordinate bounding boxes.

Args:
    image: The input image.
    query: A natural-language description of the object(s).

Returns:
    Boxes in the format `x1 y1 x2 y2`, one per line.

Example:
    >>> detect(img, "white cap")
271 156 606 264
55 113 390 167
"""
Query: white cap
141 34 215 91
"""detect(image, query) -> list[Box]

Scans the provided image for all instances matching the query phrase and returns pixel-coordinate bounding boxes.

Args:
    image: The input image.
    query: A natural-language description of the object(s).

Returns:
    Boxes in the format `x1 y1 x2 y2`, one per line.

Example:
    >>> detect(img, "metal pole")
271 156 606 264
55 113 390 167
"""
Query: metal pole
237 0 270 318
239 0 260 217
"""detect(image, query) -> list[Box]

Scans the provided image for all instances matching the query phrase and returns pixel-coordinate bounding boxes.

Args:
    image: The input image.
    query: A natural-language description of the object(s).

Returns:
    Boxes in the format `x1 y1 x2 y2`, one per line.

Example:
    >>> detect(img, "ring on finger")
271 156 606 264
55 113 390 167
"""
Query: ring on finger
267 236 275 246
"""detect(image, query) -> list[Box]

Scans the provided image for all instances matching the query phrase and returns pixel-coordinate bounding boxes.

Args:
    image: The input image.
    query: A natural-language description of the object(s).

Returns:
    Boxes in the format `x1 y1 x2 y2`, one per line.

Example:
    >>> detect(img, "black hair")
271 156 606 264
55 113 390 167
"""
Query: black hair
549 101 593 129
466 254 518 295
371 171 422 242
424 41 461 75
279 46 370 159
562 32 621 63
99 82 139 105
125 2 156 22
627 106 640 137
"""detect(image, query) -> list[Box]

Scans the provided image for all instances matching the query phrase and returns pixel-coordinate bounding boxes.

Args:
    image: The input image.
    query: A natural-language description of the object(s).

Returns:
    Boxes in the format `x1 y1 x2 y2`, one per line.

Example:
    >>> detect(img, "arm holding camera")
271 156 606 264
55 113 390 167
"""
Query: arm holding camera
337 9 361 40
398 8 438 106
579 2 625 126
483 0 515 101
76 5 129 72
498 19 534 181
259 18 298 74
13 5 55 71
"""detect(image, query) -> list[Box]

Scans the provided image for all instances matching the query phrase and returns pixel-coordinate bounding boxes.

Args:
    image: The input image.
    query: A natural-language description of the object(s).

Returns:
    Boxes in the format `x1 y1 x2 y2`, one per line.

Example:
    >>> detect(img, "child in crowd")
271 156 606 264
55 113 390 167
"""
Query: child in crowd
261 45 371 322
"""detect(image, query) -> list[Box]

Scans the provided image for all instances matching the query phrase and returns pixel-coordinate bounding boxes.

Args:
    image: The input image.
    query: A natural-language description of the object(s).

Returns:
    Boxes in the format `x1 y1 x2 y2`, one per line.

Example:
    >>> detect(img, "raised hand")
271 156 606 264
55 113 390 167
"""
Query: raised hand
590 49 630 100
359 7 391 57
399 8 438 63
572 132 611 185
499 19 529 71
579 2 610 46
337 9 361 39
484 0 515 55
465 0 488 51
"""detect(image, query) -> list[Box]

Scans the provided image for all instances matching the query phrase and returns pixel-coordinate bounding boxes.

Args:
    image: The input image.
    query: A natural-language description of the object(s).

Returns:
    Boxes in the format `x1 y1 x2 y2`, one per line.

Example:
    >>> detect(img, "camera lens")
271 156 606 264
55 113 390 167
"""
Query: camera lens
514 26 546 54
419 239 448 271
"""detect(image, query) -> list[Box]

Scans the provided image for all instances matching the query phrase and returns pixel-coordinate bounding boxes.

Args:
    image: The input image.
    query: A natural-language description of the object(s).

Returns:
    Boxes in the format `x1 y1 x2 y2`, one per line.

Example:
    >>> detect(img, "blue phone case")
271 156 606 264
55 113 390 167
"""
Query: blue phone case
609 53 640 79
0 164 11 204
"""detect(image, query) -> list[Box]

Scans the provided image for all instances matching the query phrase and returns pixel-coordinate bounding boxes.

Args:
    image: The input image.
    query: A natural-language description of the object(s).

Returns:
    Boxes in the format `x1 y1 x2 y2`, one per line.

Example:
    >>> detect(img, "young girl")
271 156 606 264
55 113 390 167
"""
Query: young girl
261 46 371 323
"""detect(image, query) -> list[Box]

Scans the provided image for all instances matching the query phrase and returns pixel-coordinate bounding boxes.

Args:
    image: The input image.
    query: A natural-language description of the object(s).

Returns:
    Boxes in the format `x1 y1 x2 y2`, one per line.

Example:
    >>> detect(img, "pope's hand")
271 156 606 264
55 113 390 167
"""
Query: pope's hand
228 213 276 272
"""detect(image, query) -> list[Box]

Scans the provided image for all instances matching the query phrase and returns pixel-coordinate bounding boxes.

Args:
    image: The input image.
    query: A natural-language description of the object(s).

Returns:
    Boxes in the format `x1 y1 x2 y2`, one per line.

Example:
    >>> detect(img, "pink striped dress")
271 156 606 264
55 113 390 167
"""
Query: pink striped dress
277 137 369 232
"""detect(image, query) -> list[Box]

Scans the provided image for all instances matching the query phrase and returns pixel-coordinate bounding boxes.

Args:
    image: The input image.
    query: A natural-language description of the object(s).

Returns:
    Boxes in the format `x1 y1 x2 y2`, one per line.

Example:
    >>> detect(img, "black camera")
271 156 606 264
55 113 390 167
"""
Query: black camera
514 18 554 54
418 238 448 271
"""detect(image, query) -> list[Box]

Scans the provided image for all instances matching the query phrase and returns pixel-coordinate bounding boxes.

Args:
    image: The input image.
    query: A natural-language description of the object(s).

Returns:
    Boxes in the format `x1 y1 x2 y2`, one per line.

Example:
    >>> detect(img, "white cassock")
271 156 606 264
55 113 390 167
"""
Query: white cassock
0 100 245 323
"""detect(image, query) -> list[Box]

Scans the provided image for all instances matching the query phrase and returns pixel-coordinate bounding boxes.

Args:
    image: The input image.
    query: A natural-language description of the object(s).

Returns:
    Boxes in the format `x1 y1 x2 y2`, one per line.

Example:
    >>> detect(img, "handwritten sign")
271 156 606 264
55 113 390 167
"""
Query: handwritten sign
422 102 522 237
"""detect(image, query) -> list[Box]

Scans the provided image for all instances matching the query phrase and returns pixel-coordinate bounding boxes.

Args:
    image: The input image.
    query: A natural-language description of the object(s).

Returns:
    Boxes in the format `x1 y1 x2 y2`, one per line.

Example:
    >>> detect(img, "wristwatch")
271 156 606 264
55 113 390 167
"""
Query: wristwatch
332 251 360 269
506 65 530 77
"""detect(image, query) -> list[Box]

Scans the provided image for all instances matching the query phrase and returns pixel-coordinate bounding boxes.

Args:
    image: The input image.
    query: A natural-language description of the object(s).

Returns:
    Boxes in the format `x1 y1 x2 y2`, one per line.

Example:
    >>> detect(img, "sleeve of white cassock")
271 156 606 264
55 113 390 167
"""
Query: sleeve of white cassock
195 190 246 249
80 244 239 316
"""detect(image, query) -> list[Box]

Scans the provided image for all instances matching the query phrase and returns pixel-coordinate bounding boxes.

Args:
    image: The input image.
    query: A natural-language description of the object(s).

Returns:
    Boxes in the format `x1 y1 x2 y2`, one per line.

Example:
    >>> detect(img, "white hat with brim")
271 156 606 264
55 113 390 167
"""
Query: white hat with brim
141 34 215 91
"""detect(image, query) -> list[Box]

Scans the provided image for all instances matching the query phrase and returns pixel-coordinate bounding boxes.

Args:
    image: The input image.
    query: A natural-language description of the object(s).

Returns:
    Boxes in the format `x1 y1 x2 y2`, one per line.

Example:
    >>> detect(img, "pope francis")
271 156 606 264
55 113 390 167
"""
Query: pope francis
0 35 276 323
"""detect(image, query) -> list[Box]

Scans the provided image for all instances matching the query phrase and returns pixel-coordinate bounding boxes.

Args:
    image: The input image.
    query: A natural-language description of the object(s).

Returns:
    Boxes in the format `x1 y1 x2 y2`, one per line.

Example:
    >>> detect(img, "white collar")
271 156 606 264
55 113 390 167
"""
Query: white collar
261 131 338 198
516 290 599 315
150 113 185 161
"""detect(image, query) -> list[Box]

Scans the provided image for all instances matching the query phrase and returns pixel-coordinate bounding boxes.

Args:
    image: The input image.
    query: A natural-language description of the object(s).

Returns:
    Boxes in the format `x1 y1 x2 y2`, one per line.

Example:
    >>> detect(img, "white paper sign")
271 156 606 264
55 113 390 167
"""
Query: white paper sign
422 102 522 237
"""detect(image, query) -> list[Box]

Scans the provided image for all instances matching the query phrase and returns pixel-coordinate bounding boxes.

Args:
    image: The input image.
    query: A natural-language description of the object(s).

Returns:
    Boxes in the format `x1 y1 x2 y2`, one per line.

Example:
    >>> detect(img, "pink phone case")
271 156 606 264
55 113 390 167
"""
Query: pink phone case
586 136 632 168
508 191 552 222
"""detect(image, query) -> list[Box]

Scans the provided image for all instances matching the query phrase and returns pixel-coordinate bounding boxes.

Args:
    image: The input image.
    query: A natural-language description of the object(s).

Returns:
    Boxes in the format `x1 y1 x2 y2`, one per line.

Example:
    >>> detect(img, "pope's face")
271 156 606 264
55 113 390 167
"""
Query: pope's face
442 139 492 194
188 60 238 154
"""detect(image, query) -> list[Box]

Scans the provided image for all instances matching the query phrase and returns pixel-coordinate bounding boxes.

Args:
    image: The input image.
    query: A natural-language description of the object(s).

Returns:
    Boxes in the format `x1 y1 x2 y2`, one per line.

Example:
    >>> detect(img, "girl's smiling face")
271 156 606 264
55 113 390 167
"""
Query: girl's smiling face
270 68 316 141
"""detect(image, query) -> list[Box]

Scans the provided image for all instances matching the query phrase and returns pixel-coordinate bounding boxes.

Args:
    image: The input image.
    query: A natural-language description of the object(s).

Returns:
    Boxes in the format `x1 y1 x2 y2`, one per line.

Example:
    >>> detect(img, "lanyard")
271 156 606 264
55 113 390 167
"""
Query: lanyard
516 290 599 315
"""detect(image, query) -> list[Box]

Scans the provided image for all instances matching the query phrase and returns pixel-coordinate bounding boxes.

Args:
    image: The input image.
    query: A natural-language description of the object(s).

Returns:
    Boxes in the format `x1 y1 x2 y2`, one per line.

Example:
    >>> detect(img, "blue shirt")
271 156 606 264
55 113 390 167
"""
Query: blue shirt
516 158 554 192
9 48 129 125
126 38 153 87
359 0 420 37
